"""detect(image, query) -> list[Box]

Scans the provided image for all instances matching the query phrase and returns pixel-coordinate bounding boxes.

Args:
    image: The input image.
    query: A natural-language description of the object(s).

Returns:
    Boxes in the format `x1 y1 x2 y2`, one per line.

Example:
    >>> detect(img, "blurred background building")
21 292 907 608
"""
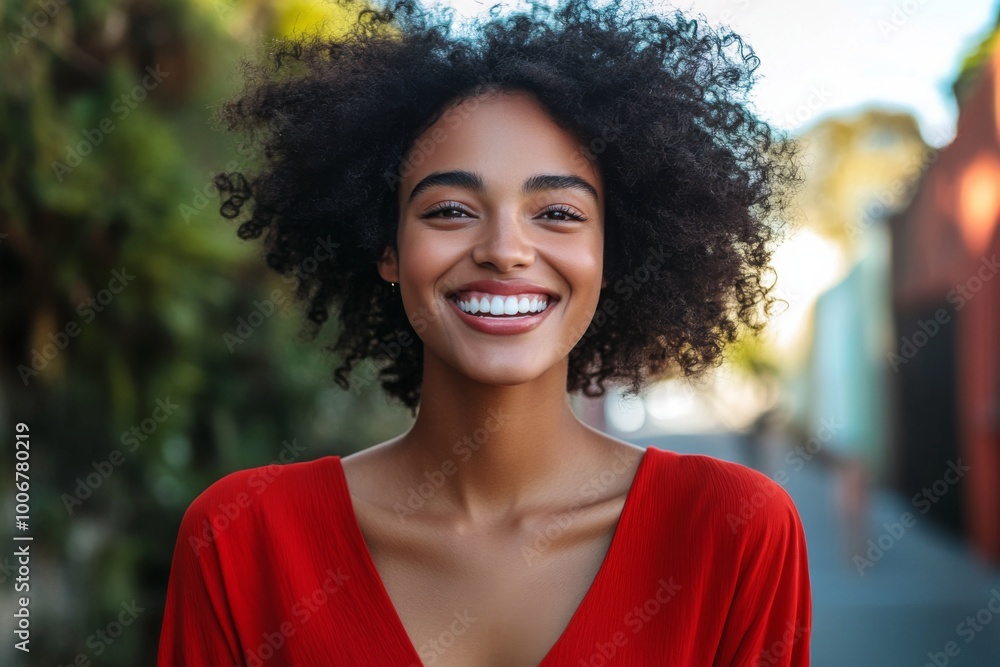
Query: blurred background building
888 29 1000 565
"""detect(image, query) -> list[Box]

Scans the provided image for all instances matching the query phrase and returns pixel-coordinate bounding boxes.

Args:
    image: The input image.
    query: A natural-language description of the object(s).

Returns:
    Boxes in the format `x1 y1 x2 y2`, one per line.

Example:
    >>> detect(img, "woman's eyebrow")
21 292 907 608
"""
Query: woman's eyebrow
407 170 600 205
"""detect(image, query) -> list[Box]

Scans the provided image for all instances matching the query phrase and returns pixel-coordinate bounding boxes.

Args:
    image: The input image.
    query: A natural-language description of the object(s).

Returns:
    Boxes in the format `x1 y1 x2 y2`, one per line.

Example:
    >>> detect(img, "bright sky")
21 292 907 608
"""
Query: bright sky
433 0 1000 147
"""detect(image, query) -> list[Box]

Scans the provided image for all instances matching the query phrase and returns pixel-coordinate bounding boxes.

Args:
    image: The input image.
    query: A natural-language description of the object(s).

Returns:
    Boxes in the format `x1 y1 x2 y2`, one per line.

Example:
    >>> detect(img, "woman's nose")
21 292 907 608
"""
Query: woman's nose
470 214 535 272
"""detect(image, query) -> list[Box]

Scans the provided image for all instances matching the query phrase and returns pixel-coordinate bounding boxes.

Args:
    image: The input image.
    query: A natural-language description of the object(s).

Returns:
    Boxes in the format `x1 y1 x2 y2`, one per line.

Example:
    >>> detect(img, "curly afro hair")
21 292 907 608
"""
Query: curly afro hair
214 0 801 416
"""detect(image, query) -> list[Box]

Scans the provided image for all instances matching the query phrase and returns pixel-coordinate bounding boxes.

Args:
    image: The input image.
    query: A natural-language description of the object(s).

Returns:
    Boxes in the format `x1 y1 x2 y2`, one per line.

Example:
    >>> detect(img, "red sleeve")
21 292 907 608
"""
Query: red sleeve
157 478 244 667
713 480 812 666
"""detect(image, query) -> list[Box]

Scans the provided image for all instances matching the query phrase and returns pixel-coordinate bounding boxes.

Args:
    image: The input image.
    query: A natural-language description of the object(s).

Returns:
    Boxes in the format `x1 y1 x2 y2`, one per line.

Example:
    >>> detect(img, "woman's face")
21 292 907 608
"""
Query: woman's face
380 90 606 387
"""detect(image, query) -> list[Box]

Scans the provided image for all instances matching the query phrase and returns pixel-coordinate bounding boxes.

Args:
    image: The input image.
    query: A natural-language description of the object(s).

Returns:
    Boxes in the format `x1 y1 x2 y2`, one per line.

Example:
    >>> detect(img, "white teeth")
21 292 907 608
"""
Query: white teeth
455 293 550 317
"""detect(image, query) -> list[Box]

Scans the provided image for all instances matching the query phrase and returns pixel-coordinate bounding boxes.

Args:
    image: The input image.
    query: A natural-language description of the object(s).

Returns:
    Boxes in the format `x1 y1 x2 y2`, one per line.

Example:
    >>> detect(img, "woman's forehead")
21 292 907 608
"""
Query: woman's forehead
400 92 604 201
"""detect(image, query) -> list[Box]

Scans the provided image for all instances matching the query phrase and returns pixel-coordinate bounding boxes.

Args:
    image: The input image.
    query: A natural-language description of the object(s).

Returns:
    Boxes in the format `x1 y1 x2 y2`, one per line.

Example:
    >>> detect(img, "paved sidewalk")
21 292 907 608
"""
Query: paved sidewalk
631 432 1000 667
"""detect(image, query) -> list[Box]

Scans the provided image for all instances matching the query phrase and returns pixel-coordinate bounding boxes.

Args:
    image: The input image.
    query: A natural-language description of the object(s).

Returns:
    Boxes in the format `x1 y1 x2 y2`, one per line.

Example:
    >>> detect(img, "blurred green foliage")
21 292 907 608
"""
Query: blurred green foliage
952 13 999 105
0 1 412 664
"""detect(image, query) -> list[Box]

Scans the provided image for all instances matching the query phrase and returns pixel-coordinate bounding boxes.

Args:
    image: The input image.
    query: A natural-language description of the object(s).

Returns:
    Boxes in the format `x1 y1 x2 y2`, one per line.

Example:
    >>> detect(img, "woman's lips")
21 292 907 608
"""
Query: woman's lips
451 291 552 316
446 294 557 335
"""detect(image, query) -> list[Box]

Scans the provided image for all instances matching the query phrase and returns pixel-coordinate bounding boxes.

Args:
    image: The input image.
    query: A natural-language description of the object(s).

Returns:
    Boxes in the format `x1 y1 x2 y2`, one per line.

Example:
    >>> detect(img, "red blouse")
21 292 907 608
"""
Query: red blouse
157 445 812 666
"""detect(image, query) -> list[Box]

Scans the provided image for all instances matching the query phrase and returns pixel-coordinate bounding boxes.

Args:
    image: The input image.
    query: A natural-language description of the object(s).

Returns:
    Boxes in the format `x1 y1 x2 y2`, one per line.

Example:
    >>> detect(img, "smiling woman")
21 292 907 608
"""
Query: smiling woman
380 90 609 379
156 0 811 665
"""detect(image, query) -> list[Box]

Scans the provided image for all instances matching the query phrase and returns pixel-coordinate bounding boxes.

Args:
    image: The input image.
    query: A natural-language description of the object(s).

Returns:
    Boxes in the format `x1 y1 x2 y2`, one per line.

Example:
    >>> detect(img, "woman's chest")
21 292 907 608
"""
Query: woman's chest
359 502 625 666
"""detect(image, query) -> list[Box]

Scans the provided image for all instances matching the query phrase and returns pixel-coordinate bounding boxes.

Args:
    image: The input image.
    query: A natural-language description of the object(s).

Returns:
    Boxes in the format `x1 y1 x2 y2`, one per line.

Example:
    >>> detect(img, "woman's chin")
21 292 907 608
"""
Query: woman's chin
451 359 553 389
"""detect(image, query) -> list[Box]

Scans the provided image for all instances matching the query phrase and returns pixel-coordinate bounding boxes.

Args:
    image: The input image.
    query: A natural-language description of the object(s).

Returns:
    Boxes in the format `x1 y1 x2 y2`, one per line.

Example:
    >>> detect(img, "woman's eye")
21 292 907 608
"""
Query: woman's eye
542 205 586 222
422 205 470 219
421 204 585 221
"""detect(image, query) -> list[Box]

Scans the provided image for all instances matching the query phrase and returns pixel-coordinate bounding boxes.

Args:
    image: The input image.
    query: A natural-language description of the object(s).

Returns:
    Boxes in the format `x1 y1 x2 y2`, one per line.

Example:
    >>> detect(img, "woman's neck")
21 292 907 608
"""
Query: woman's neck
395 352 599 523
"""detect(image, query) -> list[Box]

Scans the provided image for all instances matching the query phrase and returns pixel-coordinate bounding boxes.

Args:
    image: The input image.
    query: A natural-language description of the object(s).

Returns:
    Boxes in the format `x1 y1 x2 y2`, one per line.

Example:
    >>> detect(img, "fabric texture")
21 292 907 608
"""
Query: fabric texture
157 445 812 666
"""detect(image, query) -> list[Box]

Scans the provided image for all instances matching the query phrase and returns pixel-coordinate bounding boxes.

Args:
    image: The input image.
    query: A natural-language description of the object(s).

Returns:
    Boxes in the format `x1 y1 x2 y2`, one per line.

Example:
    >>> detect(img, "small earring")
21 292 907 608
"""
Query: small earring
390 281 398 292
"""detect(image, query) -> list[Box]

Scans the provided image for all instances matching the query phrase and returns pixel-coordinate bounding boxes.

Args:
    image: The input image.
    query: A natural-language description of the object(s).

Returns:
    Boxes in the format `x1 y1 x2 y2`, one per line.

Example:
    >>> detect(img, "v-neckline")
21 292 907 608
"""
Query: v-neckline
331 446 653 666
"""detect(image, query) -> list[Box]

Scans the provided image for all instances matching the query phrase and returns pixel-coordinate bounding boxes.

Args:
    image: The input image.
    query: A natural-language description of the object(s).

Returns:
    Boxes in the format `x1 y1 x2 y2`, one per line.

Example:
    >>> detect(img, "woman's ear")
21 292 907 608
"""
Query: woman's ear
377 245 399 283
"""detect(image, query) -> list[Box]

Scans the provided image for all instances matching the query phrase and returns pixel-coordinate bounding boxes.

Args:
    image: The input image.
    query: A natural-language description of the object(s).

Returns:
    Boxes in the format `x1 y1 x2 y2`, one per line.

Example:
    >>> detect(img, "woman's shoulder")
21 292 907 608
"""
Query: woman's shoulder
176 454 341 544
644 445 805 542
187 452 336 506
